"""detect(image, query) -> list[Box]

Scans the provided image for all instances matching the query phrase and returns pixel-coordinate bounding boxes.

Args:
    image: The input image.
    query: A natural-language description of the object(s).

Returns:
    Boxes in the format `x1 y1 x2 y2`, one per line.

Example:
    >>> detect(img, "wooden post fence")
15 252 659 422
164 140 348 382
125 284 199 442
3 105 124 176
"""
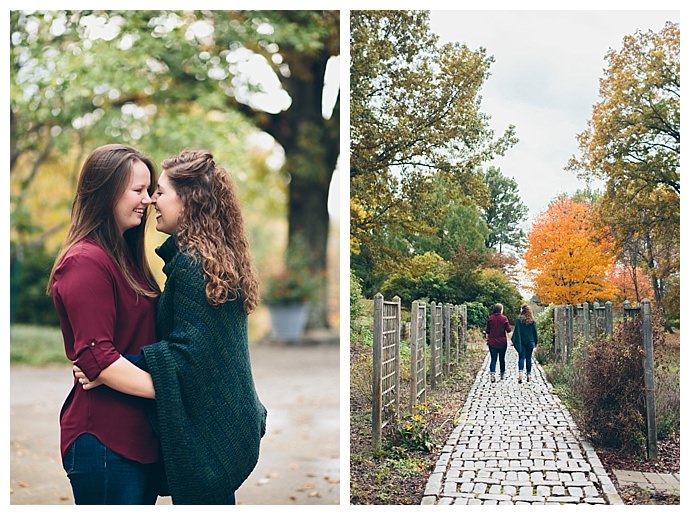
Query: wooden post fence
605 301 614 337
429 301 443 389
566 304 574 359
554 305 567 361
641 299 657 460
459 304 467 352
582 301 591 345
443 303 451 376
409 300 427 412
372 293 401 449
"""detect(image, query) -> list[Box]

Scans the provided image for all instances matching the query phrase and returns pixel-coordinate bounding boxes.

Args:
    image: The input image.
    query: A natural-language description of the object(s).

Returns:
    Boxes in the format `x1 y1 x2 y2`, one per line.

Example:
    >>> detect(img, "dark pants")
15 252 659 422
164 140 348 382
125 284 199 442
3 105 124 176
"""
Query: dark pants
63 433 159 505
488 345 507 375
519 341 536 375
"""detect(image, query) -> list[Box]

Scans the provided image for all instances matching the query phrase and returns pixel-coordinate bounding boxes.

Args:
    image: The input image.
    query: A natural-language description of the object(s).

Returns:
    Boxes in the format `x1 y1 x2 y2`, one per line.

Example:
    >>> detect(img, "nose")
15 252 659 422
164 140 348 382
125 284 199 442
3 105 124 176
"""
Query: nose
142 191 152 205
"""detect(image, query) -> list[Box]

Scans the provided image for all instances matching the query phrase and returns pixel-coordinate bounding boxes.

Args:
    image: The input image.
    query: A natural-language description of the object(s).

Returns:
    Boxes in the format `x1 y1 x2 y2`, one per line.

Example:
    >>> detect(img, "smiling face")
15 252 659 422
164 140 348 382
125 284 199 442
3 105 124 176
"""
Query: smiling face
113 159 152 235
152 170 184 235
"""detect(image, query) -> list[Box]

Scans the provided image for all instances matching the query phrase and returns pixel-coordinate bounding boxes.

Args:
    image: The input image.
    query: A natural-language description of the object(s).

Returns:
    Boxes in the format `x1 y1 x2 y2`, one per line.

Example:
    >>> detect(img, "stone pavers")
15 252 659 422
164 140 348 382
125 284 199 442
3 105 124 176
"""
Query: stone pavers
613 469 680 496
421 347 623 505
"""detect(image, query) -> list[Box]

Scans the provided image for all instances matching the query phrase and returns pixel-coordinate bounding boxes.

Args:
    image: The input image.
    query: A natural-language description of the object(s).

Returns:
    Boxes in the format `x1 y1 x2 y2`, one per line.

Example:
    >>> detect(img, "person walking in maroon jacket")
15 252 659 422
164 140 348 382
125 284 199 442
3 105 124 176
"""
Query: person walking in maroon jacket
485 303 513 382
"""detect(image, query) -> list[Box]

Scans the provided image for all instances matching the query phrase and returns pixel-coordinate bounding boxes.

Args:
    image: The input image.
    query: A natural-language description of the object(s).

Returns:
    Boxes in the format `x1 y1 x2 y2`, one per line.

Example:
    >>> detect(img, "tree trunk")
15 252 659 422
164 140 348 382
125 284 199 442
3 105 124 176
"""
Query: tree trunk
288 172 332 328
272 48 339 330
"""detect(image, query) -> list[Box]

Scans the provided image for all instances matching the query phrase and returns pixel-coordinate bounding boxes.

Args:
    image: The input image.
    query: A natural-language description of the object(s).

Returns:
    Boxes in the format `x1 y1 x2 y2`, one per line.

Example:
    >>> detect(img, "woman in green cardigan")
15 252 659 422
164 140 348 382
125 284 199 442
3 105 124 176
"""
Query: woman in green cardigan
511 304 539 384
76 150 267 504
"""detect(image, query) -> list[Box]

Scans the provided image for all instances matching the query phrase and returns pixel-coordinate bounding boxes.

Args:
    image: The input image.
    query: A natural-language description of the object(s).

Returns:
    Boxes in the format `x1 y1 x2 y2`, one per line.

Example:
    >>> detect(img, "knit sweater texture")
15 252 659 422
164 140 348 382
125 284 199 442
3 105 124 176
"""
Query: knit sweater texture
510 316 539 355
142 236 267 504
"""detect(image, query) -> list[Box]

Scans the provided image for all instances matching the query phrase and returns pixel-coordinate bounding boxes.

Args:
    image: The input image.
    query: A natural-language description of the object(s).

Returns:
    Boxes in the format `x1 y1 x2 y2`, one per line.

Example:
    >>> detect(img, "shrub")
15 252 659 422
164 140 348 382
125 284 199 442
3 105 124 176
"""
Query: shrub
535 304 555 364
465 301 489 329
654 329 680 439
351 273 366 329
350 344 374 410
577 320 647 456
11 244 59 326
655 365 680 439
385 403 437 453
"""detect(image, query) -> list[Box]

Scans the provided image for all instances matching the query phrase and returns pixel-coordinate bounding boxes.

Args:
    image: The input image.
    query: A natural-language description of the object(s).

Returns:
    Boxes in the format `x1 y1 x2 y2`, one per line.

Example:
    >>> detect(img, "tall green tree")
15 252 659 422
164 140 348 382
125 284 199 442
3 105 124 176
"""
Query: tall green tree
567 21 679 323
480 166 528 253
350 10 517 259
402 172 489 262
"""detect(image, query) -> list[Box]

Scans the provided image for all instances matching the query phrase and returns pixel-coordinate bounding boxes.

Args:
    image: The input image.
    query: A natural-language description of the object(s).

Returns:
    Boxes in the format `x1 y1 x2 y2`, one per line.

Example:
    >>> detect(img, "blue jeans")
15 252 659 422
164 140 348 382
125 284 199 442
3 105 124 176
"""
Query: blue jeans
63 433 159 505
488 346 506 375
519 341 536 374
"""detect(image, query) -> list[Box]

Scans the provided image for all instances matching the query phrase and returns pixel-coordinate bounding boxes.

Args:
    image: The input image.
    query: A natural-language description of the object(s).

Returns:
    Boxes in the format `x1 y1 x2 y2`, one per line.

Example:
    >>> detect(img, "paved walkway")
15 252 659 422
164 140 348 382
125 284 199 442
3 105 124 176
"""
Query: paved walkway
10 339 339 505
422 347 623 505
613 469 680 496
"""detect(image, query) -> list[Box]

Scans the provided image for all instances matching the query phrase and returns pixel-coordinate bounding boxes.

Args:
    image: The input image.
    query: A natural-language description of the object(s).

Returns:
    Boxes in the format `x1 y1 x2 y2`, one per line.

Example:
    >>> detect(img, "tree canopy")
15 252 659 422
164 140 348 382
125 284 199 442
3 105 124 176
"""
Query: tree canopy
480 166 528 253
349 10 522 314
567 21 679 323
524 196 617 305
10 10 339 327
350 10 516 255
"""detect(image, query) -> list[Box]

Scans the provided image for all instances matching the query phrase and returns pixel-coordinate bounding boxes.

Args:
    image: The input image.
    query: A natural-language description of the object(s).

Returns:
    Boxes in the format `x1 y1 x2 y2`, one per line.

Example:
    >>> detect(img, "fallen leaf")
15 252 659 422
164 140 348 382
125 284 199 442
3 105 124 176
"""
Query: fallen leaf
257 478 270 486
17 481 29 488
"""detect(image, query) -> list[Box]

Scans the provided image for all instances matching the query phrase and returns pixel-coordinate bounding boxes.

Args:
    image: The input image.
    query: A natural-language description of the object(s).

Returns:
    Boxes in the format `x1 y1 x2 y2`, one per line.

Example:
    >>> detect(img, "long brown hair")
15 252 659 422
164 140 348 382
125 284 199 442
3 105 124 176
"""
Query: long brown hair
162 149 259 313
47 144 160 298
519 304 535 325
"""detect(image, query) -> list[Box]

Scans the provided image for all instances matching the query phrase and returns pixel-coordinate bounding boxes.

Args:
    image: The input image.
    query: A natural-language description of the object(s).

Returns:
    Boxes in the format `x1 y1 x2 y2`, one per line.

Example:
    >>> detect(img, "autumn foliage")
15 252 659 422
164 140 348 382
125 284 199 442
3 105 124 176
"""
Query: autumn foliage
607 262 655 304
525 196 617 304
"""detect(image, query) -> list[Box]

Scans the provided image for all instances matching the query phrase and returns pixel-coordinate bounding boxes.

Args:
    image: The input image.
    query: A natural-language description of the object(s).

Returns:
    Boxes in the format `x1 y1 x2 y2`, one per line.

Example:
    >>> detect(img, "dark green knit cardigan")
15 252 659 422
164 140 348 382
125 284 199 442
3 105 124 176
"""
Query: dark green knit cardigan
142 236 267 504
510 316 539 355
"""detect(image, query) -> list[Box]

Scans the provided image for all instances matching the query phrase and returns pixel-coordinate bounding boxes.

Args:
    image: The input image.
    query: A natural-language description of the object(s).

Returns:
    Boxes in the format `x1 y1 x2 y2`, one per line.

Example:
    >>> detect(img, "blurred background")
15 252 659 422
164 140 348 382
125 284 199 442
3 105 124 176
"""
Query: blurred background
10 9 340 347
9 10 340 505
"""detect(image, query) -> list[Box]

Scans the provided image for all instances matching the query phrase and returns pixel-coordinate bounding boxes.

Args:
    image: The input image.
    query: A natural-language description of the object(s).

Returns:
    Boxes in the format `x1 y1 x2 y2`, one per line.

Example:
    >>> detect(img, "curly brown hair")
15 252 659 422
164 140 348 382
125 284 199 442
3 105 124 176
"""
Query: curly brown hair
162 149 259 313
519 304 535 325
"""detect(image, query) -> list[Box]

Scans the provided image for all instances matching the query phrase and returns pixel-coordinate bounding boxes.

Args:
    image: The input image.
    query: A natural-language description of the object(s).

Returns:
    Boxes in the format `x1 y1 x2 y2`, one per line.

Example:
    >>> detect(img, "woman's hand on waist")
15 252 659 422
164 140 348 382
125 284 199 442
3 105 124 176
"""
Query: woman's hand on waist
73 364 103 391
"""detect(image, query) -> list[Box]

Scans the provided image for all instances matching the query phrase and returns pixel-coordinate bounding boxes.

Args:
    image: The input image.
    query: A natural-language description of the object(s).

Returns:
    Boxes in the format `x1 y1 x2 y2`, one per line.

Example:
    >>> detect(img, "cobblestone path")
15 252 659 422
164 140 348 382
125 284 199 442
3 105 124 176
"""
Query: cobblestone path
422 347 623 505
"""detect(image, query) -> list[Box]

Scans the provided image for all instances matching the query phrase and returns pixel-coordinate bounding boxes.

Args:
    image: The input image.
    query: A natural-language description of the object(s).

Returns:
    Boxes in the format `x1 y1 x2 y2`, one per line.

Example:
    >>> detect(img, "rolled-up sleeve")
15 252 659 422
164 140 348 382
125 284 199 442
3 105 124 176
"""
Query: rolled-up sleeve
53 253 121 380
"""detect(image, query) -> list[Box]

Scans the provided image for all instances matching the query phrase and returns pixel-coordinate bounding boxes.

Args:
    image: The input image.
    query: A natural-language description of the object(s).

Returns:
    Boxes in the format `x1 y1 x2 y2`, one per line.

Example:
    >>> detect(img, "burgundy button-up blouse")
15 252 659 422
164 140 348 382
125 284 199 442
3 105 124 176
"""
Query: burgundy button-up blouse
52 238 159 464
485 313 512 348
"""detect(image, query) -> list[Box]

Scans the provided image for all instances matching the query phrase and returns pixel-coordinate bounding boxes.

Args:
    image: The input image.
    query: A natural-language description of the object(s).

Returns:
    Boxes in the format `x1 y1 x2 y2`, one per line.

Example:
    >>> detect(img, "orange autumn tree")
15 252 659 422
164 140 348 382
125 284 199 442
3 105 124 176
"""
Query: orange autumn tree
608 261 654 304
525 196 617 304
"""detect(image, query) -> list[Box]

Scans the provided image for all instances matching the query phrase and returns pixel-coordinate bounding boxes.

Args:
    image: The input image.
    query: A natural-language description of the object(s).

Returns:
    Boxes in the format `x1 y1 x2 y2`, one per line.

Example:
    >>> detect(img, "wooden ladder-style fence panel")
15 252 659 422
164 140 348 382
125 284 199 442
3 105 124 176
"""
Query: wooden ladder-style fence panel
555 301 615 360
372 293 401 449
370 295 469 448
444 303 467 375
429 301 443 389
409 300 427 413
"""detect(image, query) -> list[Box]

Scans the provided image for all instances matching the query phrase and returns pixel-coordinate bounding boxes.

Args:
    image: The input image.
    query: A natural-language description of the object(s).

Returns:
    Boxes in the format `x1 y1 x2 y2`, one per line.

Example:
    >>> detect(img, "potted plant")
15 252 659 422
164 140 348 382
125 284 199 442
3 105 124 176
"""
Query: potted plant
263 265 320 341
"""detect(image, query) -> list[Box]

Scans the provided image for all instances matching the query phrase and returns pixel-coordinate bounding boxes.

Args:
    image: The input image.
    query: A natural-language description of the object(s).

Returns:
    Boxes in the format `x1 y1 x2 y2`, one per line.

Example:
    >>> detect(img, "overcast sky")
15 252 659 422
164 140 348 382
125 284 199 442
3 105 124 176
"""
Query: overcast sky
429 10 680 227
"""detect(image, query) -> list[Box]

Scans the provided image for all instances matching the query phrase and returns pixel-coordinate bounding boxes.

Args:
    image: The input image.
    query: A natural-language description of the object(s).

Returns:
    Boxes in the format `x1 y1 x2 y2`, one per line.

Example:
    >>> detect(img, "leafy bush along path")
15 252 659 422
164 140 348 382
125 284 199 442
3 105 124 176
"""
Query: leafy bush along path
350 345 487 504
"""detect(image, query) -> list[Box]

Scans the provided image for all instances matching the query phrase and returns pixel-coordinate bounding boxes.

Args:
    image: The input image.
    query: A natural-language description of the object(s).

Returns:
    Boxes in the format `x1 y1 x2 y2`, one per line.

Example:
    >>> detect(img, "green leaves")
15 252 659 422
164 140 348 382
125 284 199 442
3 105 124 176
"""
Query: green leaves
481 166 528 253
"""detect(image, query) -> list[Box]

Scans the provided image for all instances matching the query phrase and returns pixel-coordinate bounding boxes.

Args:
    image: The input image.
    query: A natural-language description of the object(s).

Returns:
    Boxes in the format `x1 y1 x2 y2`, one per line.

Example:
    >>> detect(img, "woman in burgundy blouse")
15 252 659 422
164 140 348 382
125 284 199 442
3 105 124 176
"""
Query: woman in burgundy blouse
47 144 163 504
485 303 513 382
